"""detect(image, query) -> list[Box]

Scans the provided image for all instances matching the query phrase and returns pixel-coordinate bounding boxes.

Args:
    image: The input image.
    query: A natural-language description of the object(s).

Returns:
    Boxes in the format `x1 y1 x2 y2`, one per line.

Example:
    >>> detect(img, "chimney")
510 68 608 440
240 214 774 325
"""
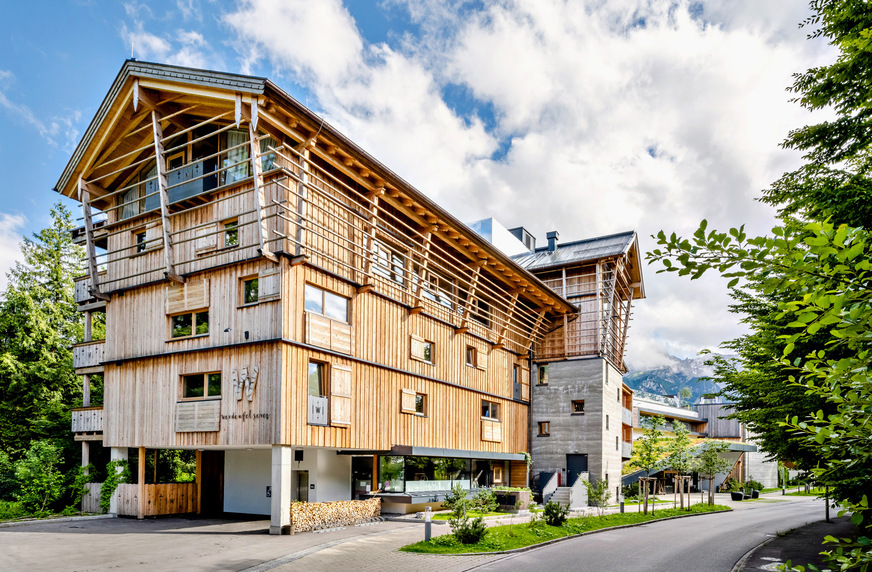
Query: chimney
546 230 559 252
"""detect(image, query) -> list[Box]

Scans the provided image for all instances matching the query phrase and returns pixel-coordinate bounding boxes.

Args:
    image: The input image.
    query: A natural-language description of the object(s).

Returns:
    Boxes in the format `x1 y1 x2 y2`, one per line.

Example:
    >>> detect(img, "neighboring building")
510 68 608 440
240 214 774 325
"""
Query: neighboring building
510 227 645 504
630 395 778 490
59 61 579 532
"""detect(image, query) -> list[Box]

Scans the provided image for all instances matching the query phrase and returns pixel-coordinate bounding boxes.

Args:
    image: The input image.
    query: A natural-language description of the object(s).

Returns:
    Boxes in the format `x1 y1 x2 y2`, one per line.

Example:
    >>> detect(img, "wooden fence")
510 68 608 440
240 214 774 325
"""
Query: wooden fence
116 483 198 517
82 482 102 513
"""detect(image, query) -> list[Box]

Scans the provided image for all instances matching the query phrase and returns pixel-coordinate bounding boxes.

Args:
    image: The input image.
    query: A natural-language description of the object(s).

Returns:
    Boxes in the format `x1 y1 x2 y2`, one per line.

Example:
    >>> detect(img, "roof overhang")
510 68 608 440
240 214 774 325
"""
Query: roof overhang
337 445 525 461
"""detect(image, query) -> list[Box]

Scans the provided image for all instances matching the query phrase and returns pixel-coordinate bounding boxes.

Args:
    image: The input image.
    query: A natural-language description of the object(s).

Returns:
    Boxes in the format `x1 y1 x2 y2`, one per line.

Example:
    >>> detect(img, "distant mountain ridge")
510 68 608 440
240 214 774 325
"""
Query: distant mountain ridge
624 354 729 403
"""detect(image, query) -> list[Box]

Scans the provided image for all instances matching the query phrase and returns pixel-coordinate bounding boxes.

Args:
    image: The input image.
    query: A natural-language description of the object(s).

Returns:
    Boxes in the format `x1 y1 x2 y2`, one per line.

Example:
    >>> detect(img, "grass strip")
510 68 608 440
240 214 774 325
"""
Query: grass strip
401 503 731 554
431 511 503 521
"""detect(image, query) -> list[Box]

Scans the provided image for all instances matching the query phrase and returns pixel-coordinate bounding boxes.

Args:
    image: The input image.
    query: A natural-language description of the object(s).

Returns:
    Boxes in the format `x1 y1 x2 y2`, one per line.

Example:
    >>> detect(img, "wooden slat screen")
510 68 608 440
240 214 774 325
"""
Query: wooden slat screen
330 365 352 426
401 388 417 413
410 335 427 362
165 279 210 314
194 223 217 254
258 266 281 301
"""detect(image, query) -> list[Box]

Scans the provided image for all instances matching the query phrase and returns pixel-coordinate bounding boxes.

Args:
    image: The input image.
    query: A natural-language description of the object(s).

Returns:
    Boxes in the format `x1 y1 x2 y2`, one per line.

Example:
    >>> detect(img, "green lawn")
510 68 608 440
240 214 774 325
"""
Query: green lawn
784 488 827 497
401 503 731 554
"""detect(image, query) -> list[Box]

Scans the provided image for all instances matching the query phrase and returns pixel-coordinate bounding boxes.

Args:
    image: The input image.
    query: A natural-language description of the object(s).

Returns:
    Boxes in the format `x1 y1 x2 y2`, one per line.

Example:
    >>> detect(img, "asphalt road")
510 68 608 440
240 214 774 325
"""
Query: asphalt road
474 498 826 572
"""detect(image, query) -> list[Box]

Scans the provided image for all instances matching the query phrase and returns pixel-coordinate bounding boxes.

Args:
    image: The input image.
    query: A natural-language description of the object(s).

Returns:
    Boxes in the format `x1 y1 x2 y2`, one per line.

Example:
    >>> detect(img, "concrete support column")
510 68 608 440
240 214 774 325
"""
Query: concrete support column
109 447 128 516
270 445 293 535
81 442 90 476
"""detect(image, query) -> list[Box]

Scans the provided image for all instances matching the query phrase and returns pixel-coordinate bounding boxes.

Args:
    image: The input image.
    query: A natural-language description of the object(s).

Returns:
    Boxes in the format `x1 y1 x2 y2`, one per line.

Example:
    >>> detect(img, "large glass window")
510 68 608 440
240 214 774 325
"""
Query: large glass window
171 311 209 338
223 129 250 184
182 372 221 399
379 456 405 493
304 284 349 322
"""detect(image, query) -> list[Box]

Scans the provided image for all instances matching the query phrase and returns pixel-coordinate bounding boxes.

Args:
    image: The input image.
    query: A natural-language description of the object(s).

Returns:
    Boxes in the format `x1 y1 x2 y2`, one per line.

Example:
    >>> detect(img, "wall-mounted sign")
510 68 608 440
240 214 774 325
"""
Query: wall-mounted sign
231 367 259 402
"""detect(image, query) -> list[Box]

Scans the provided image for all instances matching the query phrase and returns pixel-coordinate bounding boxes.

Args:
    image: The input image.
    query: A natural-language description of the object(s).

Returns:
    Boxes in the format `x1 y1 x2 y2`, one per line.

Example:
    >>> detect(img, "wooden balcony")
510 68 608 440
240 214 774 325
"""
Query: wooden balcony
73 340 105 373
71 406 103 440
73 272 107 310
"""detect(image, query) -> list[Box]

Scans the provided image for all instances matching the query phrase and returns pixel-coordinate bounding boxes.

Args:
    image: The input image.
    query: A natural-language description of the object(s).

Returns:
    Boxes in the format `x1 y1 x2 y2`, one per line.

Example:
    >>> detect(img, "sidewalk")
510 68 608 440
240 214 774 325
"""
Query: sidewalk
738 515 855 571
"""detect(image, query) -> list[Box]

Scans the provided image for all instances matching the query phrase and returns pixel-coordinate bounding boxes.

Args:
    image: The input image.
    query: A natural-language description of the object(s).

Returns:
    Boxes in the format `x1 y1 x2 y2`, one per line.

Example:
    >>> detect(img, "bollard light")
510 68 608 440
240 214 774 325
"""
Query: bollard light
424 506 432 542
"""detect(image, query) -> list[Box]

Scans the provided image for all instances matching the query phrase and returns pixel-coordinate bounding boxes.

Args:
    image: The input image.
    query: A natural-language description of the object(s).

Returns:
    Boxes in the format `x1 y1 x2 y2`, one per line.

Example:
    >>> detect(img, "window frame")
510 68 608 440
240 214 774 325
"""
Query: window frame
465 345 477 368
241 275 259 306
169 310 210 340
304 283 350 324
480 399 500 421
222 219 239 249
537 421 551 436
372 240 406 287
571 399 585 415
134 230 147 254
538 364 549 386
180 371 222 401
308 361 325 398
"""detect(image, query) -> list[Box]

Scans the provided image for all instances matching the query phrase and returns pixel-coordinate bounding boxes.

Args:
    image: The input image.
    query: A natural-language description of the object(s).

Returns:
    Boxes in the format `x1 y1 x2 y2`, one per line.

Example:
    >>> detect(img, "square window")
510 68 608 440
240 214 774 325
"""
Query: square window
304 283 349 323
538 421 550 436
572 400 585 415
481 400 499 420
538 365 549 385
243 277 259 304
224 220 239 248
466 346 477 368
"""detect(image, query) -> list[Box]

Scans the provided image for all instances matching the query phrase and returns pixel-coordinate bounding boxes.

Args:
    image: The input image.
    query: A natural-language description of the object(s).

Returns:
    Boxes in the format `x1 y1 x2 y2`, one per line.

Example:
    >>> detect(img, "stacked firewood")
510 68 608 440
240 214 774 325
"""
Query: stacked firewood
289 498 381 532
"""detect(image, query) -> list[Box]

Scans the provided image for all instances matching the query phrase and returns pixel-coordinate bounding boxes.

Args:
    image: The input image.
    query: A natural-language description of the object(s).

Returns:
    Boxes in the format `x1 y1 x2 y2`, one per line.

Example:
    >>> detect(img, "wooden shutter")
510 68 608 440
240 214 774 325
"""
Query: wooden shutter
401 389 417 413
330 365 352 426
258 266 281 301
145 222 161 250
306 314 332 349
521 367 530 401
175 400 220 432
166 279 210 314
410 335 427 362
481 419 502 442
194 223 217 254
477 348 488 371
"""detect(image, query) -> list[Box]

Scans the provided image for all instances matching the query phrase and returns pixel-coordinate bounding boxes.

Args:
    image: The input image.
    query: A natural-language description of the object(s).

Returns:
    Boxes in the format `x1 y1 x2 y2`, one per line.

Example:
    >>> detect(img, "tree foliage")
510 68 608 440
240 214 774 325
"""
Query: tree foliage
0 203 84 457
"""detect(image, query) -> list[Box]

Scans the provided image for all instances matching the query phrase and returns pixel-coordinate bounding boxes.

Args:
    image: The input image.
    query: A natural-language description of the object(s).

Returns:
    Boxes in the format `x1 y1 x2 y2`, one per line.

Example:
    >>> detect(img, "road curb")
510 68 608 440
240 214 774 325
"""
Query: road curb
409 508 733 558
730 535 776 572
0 513 115 529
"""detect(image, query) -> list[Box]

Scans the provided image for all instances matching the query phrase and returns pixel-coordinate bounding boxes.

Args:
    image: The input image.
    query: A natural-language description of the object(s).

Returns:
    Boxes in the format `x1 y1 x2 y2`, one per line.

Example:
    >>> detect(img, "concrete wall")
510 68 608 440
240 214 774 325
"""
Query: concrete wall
745 449 779 488
225 448 271 515
288 448 352 503
531 357 624 499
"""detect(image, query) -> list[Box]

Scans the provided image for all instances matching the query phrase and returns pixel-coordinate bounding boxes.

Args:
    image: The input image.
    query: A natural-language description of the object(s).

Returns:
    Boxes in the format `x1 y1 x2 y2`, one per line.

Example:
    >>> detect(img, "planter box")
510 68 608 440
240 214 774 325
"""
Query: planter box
495 490 532 511
730 491 746 501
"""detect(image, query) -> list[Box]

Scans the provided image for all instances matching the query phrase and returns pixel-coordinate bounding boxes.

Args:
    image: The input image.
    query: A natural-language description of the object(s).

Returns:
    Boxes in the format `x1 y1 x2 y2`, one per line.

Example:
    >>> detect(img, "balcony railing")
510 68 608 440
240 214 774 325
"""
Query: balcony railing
74 272 107 306
621 441 633 459
622 407 633 426
73 340 105 371
71 406 103 434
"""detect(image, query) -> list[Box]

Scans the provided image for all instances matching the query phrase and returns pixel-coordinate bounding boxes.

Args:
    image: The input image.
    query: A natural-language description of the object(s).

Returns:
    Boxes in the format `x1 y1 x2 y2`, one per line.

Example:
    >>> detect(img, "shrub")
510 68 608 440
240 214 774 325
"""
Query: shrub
443 483 469 518
543 500 569 526
100 460 131 514
450 515 488 544
583 478 612 517
622 482 639 499
13 441 65 515
746 478 763 491
472 488 498 514
722 477 742 492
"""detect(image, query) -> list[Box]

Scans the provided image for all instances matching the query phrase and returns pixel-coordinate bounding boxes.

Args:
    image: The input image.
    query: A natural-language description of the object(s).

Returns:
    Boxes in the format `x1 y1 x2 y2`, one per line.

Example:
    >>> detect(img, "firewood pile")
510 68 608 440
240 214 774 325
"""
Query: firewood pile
290 498 382 532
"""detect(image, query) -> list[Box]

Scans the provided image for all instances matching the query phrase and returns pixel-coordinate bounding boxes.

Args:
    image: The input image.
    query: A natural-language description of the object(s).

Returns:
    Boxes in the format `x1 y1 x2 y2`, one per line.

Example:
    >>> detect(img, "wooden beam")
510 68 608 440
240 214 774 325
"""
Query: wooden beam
78 179 110 301
527 311 547 350
495 292 519 347
458 264 482 330
294 139 312 258
409 231 433 311
248 114 278 263
151 110 183 283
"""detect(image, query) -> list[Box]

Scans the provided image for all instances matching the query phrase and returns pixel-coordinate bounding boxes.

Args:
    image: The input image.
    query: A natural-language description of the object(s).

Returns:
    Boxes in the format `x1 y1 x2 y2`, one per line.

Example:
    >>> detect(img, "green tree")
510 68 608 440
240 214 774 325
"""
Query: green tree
678 387 693 408
665 423 694 510
13 440 65 515
696 441 731 507
629 415 665 514
583 478 612 517
0 202 84 457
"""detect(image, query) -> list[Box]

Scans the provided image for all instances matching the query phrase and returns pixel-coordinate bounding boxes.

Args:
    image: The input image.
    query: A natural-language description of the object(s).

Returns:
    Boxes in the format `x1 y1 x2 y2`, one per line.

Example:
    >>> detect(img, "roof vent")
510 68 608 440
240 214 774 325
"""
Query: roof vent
546 231 559 252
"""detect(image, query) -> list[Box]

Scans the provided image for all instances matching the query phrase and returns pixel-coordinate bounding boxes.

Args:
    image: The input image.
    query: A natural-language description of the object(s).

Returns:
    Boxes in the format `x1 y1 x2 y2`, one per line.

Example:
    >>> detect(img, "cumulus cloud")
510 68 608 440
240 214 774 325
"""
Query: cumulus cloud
222 0 831 367
0 213 26 291
121 6 220 70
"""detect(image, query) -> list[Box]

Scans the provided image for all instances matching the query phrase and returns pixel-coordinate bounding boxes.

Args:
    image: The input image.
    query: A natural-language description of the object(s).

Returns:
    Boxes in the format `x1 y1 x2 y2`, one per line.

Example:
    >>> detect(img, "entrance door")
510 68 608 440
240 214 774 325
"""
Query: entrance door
294 470 309 502
513 366 522 400
566 454 588 487
199 451 224 516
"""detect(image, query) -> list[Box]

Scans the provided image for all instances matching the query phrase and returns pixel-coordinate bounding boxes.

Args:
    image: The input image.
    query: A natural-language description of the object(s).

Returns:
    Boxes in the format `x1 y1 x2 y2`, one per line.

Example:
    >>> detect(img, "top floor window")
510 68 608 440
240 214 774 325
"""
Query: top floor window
418 270 454 310
471 298 491 328
304 284 349 322
373 241 405 286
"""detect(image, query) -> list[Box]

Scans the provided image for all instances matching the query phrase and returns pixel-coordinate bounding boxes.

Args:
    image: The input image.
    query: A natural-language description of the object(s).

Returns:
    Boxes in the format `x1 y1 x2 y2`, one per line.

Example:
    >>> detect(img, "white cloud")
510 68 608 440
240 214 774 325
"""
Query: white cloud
224 0 832 368
0 213 26 291
121 18 219 70
0 70 81 151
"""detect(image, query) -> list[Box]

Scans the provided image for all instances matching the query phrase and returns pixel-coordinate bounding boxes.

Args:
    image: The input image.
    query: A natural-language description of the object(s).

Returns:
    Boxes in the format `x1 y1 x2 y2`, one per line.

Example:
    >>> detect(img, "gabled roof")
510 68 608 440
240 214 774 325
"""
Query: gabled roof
511 230 637 270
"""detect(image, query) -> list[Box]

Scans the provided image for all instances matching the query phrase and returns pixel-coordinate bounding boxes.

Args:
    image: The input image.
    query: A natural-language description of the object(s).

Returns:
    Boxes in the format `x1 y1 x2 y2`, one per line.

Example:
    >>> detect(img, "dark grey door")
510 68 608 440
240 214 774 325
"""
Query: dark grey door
295 471 309 502
566 454 588 486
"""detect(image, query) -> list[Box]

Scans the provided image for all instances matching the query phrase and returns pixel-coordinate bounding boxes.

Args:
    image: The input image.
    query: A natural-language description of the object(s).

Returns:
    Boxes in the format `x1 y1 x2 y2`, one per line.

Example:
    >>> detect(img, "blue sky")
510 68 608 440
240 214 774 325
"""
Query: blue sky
0 0 832 367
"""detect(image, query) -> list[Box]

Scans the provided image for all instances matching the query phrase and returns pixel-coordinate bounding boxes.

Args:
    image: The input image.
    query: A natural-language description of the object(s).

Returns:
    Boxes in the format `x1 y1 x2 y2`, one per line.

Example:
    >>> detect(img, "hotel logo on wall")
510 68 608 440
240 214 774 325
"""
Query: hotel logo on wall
231 367 259 402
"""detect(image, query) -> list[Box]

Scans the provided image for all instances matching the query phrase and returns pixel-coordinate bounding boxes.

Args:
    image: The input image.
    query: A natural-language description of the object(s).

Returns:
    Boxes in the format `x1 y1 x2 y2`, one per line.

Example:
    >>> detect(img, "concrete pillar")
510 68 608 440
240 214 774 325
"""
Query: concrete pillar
81 442 90 476
270 445 293 535
109 447 128 516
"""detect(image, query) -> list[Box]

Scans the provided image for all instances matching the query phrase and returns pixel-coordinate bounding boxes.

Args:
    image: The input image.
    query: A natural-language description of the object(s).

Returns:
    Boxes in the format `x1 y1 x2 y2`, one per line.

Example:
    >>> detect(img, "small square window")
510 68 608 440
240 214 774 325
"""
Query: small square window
572 400 585 415
466 346 477 367
538 421 550 436
538 365 549 385
224 220 239 248
243 277 259 304
481 400 499 420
